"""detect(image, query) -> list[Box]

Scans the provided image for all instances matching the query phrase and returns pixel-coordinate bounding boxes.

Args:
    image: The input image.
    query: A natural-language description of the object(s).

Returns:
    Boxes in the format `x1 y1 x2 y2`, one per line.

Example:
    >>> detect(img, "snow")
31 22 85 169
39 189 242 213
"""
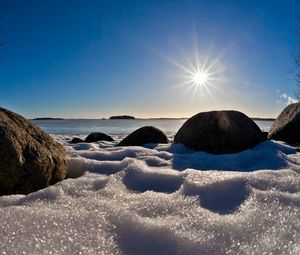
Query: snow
0 134 300 254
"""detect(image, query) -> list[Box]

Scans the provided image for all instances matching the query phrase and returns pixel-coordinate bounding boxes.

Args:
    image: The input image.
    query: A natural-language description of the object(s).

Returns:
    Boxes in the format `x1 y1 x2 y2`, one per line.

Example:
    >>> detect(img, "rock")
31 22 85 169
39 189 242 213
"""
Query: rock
70 137 84 144
118 126 169 146
268 102 300 144
262 132 269 141
85 132 114 143
0 108 67 195
174 110 265 154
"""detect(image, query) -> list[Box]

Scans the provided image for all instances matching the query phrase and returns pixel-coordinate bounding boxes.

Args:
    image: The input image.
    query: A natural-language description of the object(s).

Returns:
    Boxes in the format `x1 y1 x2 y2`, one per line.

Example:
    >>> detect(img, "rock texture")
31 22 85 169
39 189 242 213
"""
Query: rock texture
70 137 84 144
268 102 300 144
174 110 264 154
118 126 169 146
85 132 114 143
0 108 67 195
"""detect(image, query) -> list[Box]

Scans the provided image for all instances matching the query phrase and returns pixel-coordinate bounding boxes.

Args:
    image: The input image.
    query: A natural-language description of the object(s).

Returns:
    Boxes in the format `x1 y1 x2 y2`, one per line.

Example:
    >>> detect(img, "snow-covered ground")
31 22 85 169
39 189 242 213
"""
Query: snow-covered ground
1 134 300 254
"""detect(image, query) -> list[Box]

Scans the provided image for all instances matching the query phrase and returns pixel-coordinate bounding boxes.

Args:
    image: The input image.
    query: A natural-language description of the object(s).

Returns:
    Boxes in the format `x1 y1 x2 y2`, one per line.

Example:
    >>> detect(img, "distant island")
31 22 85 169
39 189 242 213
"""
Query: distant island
252 117 275 121
33 117 64 120
109 115 135 119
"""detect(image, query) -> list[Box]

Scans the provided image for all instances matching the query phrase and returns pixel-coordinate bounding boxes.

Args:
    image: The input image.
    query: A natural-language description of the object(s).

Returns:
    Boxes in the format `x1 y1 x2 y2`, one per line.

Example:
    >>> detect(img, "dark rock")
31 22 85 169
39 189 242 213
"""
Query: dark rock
262 132 269 141
0 108 68 195
174 110 265 154
70 137 84 144
85 132 114 143
118 126 169 146
268 102 300 144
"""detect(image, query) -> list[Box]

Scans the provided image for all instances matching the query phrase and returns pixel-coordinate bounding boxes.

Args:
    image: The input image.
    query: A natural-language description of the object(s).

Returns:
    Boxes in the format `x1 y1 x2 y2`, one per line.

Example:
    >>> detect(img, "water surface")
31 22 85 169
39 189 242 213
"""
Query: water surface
32 119 273 136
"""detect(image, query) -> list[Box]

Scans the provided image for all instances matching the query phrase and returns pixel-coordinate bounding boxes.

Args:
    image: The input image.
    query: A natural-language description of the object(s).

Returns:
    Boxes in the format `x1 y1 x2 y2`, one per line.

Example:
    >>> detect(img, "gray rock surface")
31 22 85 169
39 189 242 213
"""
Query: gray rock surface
174 110 264 154
0 108 67 195
118 126 169 146
268 102 300 144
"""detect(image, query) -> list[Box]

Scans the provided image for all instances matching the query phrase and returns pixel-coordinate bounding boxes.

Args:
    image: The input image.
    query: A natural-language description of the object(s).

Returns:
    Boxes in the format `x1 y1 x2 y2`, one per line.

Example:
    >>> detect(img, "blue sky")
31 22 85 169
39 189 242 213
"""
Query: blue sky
0 0 298 118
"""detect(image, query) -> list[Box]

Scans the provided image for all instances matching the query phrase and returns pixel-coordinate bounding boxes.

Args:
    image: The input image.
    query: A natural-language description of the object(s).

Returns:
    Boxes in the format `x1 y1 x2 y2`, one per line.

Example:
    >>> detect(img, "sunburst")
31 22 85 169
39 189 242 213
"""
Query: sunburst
156 43 225 101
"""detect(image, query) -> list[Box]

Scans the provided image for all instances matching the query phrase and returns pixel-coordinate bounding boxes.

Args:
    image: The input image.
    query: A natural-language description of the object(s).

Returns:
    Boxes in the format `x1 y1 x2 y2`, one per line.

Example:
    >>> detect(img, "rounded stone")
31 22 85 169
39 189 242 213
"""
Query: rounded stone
85 132 114 143
268 102 300 144
118 126 169 146
174 110 264 154
0 108 68 195
70 137 84 144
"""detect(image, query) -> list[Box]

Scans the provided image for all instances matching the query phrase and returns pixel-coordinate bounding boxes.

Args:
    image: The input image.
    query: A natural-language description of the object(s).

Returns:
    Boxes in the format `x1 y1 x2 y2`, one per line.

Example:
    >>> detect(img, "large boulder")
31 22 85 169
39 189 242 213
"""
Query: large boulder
85 132 114 143
0 108 67 195
268 102 300 144
174 110 265 154
118 126 169 146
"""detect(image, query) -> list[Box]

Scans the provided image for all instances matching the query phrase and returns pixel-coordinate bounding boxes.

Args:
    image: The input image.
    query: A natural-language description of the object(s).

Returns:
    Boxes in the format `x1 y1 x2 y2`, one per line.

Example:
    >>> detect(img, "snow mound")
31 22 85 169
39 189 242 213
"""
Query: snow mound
0 135 300 254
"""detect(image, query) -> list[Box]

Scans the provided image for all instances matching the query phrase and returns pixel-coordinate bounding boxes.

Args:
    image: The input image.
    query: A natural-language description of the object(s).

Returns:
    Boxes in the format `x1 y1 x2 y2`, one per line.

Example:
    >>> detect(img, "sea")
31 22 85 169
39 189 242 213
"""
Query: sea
32 119 273 137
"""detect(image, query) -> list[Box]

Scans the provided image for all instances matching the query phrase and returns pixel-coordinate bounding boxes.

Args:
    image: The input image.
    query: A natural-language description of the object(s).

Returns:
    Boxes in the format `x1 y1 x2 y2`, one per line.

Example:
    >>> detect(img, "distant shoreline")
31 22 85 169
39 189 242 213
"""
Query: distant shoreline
33 117 64 120
31 117 275 121
251 117 275 121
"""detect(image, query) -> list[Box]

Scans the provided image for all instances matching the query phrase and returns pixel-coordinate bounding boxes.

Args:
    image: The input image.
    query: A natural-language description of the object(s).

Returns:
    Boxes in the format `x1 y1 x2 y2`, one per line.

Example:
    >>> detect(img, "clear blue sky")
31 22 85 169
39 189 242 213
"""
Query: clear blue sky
0 0 298 118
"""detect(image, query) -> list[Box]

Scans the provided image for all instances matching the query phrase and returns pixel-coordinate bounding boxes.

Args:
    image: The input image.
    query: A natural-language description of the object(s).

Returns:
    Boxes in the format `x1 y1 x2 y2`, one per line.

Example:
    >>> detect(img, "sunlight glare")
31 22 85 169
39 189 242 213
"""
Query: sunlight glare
192 71 208 85
156 40 227 102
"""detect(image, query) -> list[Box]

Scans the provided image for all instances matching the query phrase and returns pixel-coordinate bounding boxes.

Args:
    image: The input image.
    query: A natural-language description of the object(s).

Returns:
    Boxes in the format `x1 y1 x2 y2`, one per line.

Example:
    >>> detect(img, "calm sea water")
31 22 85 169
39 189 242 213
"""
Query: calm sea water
32 119 273 136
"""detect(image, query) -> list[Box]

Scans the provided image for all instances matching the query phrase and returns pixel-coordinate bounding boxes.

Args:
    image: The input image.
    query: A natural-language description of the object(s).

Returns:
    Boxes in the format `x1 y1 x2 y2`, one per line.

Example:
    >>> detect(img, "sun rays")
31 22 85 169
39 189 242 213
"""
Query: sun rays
155 40 228 103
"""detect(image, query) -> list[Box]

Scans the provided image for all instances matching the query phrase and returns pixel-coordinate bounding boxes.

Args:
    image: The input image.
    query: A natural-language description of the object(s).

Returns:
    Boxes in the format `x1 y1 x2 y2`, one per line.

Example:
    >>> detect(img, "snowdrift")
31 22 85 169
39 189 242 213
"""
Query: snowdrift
0 135 299 254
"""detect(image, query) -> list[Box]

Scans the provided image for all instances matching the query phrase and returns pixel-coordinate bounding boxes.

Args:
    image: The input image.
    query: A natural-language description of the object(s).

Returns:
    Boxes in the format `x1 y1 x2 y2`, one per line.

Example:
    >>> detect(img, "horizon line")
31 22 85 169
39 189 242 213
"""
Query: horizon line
30 116 276 121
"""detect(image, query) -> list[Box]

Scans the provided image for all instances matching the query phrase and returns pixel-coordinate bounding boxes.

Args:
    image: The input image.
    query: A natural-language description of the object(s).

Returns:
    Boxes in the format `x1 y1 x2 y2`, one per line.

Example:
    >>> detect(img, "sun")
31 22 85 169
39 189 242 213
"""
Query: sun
156 42 225 100
192 71 208 85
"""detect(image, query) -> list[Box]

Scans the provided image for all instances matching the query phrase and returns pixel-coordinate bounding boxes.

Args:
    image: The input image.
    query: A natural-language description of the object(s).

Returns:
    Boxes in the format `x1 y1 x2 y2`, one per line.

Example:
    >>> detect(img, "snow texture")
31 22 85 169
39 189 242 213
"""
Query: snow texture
0 134 300 254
